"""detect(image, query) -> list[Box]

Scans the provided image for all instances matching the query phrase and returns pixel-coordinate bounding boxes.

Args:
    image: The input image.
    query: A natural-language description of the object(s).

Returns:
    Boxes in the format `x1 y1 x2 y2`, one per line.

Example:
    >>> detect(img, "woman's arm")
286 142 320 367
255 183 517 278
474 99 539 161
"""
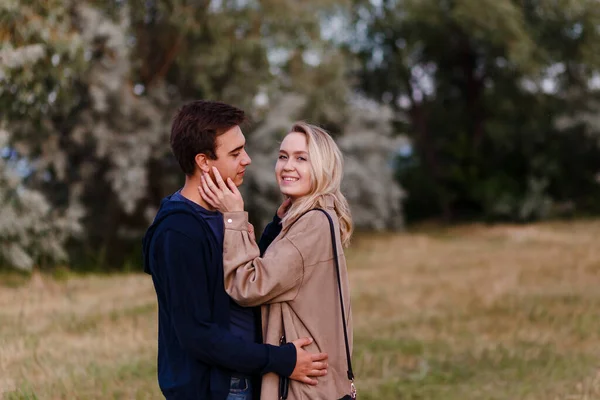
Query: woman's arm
222 210 331 307
222 211 304 307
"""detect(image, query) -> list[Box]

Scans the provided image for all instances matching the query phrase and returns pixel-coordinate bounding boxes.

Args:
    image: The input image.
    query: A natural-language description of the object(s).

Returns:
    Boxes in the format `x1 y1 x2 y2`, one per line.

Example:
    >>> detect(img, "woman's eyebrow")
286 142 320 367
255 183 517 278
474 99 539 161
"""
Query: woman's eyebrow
279 150 308 155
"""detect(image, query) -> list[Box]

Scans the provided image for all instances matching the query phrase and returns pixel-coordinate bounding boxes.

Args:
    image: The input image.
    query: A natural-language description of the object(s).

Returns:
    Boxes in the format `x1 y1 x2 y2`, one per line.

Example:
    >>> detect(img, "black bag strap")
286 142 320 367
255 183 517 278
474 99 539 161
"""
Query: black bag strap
310 208 354 382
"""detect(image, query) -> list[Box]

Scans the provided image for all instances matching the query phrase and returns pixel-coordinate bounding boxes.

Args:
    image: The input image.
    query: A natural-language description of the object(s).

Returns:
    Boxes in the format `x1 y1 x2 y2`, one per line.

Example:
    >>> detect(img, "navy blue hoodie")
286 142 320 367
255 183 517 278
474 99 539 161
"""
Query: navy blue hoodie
142 194 295 400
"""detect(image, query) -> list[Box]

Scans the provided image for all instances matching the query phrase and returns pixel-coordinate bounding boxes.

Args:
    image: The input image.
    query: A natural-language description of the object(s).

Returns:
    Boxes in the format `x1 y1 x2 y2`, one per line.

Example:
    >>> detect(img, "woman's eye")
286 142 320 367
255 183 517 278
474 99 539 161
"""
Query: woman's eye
298 157 307 161
278 155 287 160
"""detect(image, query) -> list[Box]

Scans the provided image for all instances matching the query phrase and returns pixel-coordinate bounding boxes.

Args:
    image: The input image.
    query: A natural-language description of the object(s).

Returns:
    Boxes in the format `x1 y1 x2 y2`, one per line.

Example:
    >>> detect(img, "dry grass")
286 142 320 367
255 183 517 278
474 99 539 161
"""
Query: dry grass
2 220 600 399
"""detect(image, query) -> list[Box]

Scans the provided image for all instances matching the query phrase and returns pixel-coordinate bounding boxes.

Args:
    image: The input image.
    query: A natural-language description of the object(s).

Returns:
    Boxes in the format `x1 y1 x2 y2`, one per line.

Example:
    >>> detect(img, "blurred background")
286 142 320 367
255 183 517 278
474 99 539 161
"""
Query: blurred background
1 0 600 399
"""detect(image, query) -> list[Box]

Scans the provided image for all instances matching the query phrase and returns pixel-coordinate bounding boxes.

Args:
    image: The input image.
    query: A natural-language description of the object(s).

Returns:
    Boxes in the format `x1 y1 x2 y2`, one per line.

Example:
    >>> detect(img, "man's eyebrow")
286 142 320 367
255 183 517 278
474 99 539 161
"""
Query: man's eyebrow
228 145 244 154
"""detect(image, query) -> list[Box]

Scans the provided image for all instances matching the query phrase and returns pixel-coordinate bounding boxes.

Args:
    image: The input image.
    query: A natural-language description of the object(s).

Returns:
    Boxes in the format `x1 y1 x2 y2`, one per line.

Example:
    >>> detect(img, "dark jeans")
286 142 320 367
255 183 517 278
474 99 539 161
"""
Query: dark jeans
226 375 252 400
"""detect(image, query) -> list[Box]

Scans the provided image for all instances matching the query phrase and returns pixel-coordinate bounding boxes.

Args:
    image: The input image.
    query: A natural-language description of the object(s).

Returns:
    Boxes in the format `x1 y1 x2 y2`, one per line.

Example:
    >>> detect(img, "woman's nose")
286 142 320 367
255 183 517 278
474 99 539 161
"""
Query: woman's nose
283 159 294 170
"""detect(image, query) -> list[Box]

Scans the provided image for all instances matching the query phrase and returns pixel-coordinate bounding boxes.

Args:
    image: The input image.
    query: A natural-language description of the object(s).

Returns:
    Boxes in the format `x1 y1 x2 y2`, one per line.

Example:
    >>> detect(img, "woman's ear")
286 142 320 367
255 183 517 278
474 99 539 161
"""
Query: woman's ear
195 153 211 174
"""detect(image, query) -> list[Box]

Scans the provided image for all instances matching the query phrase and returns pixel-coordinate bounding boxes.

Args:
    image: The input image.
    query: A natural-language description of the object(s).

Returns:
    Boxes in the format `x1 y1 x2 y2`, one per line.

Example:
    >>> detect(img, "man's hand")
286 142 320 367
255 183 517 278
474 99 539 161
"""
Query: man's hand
198 167 244 212
277 197 292 219
289 337 328 385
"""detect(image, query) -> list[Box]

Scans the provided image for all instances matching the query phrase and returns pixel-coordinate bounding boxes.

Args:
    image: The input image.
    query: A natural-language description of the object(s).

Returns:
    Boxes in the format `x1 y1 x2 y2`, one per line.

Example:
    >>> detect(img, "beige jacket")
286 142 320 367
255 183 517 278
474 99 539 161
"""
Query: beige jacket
222 198 353 400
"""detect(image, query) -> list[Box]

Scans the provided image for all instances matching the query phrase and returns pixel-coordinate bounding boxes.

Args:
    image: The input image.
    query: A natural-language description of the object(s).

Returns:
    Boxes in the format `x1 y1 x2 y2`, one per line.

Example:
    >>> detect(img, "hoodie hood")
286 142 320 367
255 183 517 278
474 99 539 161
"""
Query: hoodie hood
142 194 203 274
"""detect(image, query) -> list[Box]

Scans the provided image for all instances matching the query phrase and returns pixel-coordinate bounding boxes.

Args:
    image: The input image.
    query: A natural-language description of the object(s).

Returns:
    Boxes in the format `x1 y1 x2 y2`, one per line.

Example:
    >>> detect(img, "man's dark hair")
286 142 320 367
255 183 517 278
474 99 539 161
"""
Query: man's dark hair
170 100 246 175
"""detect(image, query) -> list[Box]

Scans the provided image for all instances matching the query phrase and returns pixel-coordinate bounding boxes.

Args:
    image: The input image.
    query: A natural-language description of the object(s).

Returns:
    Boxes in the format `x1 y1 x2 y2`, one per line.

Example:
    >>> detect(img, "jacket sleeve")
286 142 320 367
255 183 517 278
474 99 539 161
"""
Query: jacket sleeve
258 214 282 256
159 230 296 377
222 211 325 307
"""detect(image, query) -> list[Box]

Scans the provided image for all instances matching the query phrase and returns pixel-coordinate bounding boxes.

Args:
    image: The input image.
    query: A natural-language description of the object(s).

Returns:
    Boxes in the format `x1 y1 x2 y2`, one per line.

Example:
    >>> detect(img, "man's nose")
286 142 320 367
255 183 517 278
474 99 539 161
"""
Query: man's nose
242 150 251 166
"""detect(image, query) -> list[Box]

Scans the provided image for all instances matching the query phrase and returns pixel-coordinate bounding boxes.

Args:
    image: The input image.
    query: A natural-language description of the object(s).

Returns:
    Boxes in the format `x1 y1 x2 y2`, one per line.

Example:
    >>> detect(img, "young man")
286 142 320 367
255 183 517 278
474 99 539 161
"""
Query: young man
142 101 328 400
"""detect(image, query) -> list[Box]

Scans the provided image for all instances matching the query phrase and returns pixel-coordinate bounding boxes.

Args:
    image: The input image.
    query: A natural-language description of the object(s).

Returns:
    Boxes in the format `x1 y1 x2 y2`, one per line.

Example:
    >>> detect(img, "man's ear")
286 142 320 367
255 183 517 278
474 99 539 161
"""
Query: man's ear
194 153 211 174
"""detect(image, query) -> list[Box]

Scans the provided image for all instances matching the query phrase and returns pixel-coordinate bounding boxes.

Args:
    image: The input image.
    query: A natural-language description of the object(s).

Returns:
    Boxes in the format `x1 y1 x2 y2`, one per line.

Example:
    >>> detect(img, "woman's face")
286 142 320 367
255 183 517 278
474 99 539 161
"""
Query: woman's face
276 131 312 200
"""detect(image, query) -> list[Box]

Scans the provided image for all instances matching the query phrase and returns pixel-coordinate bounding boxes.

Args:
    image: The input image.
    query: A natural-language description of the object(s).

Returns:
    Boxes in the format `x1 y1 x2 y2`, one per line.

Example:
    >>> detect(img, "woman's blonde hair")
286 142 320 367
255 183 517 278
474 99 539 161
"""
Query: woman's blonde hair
280 122 354 247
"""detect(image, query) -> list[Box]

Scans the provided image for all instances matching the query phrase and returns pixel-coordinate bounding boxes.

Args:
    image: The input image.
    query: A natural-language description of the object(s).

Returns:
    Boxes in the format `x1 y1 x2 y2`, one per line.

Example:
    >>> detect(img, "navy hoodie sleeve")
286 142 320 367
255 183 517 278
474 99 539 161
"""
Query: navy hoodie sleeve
161 229 296 376
258 214 282 256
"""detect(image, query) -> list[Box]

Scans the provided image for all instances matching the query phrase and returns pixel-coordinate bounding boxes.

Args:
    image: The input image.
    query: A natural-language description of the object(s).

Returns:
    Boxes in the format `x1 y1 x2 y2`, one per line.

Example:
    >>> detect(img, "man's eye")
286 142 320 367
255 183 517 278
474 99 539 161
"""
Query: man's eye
232 153 241 157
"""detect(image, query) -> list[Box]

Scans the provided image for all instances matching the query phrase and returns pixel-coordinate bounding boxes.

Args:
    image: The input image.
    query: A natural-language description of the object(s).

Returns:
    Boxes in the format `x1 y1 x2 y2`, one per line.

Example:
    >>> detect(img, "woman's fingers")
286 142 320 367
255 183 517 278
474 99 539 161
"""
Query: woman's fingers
200 174 219 206
199 185 217 208
203 171 219 194
198 171 245 212
226 177 240 195
211 167 229 191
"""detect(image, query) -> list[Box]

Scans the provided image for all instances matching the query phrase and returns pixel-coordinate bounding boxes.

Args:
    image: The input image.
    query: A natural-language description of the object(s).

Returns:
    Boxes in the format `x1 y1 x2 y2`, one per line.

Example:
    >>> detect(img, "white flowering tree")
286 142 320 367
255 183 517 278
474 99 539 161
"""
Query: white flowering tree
0 0 406 271
0 1 87 270
0 129 83 270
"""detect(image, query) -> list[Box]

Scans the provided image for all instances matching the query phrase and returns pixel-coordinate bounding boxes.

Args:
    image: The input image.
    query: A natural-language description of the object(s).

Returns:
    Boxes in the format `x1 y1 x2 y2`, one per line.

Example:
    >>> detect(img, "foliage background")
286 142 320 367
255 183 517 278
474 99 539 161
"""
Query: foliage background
2 1 600 399
1 0 600 270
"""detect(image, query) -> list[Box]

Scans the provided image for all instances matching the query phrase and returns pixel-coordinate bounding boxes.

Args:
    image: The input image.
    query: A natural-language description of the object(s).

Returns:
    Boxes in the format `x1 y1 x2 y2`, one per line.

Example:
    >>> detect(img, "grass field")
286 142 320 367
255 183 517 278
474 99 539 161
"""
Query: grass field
2 220 600 399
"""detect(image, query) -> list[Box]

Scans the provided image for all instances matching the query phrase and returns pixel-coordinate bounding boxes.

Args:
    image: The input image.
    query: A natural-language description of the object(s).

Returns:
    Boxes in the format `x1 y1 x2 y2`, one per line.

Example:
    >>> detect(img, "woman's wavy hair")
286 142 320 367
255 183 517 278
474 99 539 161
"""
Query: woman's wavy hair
280 122 353 247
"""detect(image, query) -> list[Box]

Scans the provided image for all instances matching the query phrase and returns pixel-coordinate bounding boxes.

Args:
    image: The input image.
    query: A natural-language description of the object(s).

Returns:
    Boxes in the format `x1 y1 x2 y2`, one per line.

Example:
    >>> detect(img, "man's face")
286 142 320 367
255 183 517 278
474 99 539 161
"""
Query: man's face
208 125 251 186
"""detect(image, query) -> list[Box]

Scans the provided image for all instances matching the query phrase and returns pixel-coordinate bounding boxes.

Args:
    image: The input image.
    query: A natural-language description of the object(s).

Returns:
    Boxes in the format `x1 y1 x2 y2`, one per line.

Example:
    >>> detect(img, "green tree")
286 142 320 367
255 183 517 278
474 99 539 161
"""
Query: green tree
352 0 600 222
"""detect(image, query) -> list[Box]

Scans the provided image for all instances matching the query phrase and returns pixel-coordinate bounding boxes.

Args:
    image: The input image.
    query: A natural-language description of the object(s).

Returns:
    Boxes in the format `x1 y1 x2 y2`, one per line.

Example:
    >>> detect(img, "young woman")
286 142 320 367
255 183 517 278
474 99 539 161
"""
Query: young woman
199 122 354 400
